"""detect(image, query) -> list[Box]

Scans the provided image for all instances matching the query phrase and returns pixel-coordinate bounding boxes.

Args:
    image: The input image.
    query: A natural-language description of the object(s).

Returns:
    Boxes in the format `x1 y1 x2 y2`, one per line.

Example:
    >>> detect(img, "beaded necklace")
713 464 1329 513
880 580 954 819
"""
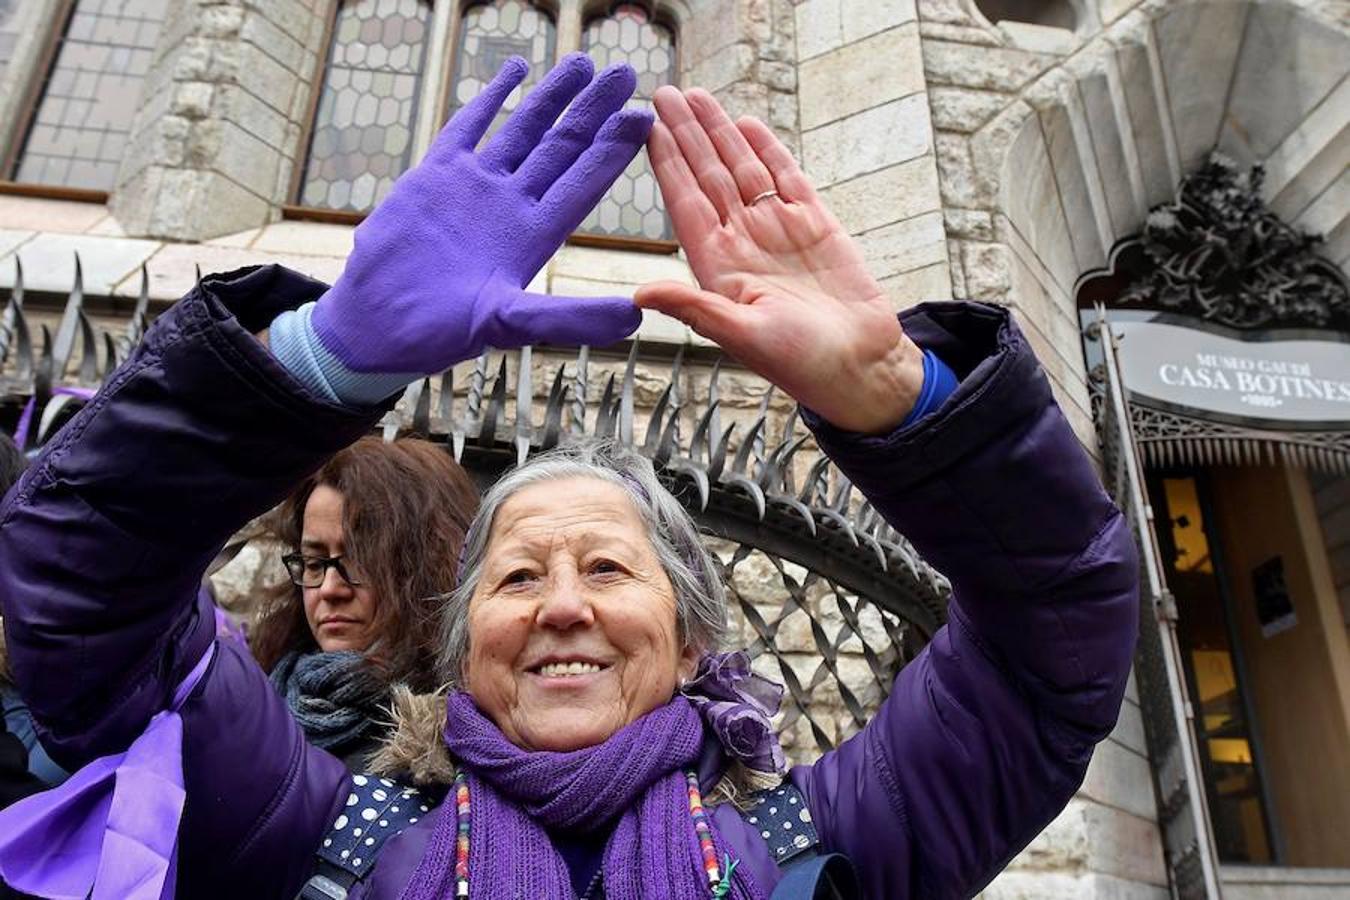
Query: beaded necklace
451 770 737 899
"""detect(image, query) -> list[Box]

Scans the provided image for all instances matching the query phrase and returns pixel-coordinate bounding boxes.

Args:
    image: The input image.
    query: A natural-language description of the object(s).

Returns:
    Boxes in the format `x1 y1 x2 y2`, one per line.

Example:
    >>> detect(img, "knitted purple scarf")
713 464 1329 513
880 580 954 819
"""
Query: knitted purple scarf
399 691 766 900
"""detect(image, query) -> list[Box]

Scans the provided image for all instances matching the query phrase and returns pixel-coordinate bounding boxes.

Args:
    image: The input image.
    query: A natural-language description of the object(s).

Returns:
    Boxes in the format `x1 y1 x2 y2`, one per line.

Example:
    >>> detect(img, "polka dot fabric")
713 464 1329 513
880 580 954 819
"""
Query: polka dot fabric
742 783 820 865
315 773 437 878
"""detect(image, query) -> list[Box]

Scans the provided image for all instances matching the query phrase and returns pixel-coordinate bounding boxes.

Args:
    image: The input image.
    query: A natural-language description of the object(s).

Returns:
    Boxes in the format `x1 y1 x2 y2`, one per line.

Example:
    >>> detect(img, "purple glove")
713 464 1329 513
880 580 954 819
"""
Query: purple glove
312 53 650 376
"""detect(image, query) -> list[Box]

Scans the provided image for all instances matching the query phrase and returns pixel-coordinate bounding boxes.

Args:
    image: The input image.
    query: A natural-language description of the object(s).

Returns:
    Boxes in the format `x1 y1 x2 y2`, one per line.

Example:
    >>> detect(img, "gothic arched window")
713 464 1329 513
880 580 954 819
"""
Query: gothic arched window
11 0 168 192
297 0 432 213
447 0 557 141
578 3 674 241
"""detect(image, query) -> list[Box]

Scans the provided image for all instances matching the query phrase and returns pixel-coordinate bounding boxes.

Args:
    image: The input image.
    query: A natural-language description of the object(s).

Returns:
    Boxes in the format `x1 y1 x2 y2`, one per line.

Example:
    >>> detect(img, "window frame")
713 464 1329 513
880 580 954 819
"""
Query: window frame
286 0 681 255
0 0 110 204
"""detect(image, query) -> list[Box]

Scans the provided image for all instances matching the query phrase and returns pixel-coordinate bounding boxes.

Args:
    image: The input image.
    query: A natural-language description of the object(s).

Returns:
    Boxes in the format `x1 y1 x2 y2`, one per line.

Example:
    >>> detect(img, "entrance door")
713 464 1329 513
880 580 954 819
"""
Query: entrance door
1147 471 1276 864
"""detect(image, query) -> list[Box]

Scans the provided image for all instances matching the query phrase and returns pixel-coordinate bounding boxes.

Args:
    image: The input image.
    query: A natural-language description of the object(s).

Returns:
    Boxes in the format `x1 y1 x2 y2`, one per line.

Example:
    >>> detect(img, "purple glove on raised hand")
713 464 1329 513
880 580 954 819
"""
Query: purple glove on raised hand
274 53 650 403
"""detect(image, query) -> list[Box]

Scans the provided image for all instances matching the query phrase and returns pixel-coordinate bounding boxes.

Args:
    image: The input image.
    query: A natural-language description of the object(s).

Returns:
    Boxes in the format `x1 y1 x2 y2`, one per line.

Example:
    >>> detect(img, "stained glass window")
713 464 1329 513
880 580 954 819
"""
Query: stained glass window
12 0 168 192
580 4 674 241
298 0 432 213
447 0 556 142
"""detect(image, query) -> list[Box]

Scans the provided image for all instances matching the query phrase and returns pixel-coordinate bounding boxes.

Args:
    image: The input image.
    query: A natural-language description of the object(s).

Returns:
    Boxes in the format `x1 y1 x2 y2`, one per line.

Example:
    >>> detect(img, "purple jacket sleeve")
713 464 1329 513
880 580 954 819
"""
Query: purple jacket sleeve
0 265 386 896
796 302 1139 899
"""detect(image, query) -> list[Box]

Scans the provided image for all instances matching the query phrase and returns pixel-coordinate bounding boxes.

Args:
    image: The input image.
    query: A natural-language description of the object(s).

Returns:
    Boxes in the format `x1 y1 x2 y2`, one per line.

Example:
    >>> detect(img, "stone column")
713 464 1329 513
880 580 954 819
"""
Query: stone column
794 0 951 309
110 0 329 241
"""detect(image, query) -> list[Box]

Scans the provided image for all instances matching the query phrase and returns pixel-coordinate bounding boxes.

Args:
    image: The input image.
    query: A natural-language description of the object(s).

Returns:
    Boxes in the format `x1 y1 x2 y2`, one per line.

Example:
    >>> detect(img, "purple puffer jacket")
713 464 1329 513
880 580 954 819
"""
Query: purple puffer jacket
0 265 1138 899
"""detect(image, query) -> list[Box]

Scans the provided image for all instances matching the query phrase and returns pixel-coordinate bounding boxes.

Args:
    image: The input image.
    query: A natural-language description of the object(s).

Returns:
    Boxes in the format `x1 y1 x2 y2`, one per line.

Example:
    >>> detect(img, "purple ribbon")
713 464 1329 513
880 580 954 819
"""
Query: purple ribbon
680 650 787 775
13 387 97 451
0 643 216 899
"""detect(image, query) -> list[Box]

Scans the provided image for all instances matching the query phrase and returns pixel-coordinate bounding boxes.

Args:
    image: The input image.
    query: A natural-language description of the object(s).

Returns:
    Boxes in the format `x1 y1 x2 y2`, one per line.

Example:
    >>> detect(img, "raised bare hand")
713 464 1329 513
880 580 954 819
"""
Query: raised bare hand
635 87 923 434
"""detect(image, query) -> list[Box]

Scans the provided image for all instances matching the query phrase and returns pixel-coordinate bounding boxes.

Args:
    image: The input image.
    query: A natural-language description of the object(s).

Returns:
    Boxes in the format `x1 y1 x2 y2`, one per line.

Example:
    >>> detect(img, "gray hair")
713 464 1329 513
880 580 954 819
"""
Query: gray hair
437 439 728 682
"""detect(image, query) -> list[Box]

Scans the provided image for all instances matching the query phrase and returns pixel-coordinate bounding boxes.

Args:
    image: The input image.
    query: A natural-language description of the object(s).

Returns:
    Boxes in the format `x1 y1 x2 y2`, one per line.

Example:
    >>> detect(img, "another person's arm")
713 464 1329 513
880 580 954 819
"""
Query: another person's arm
0 53 651 898
638 87 1138 899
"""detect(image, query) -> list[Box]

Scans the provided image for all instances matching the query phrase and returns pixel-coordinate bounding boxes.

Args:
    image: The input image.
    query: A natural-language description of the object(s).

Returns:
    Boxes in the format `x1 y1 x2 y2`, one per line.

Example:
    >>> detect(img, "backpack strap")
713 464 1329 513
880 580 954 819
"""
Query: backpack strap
740 782 860 900
297 774 438 900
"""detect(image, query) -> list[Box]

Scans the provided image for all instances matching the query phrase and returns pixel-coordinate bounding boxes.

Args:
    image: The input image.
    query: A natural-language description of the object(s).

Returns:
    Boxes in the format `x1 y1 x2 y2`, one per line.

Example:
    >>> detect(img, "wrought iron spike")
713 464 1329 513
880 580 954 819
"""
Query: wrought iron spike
37 394 82 448
689 399 721 468
0 257 21 368
757 433 810 492
467 351 489 421
653 407 680 468
542 365 567 450
478 356 508 448
707 422 735 483
707 358 722 460
769 495 817 536
752 384 775 465
723 474 766 518
515 345 533 467
123 264 150 353
829 473 853 513
595 372 617 440
437 369 454 430
731 416 766 476
102 332 119 383
619 338 638 447
412 377 432 435
665 458 710 511
642 383 672 454
77 310 98 384
10 301 32 383
816 506 859 547
667 344 685 448
52 253 84 381
570 346 589 435
799 456 831 505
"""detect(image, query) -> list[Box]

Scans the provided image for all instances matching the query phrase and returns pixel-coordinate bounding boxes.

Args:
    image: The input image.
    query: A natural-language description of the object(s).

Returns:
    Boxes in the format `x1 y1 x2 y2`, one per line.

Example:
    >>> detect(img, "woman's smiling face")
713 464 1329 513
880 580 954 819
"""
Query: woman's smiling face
462 476 699 751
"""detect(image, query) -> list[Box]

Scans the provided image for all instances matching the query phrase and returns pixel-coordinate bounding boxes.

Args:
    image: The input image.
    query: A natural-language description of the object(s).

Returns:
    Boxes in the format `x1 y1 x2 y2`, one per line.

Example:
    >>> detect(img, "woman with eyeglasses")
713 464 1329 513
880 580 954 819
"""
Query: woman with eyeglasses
251 436 478 772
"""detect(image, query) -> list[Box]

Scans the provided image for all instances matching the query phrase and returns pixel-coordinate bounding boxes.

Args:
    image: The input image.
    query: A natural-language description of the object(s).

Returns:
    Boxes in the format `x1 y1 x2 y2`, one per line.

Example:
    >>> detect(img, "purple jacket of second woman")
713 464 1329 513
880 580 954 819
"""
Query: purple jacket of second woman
0 265 1138 899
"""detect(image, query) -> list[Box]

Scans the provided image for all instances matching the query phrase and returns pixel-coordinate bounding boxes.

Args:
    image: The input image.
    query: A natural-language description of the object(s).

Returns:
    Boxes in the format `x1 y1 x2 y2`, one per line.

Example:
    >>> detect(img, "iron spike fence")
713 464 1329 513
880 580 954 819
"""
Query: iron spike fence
1 255 951 760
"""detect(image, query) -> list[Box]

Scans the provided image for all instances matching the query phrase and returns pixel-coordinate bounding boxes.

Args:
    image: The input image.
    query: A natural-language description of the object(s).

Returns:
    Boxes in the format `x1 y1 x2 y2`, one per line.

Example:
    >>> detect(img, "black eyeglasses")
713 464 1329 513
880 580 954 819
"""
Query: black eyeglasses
282 553 365 588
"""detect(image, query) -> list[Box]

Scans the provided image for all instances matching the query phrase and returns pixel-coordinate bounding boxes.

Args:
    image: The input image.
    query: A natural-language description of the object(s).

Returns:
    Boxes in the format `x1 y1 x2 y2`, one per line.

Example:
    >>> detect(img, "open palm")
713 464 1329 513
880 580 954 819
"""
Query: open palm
636 87 922 434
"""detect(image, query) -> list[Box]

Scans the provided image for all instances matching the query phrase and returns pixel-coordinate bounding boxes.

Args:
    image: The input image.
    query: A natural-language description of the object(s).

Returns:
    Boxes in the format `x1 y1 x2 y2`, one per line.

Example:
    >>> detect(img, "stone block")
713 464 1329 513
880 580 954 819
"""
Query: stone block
802 94 932 186
691 41 756 93
979 871 1169 900
241 8 309 76
210 121 285 201
1153 2 1249 172
798 24 924 130
551 245 694 288
915 0 977 26
997 20 1079 55
841 0 916 43
794 0 842 61
0 231 35 267
1219 2 1349 162
877 261 952 308
960 240 1012 301
922 40 1055 91
1077 67 1145 237
204 227 264 249
234 41 299 117
1037 92 1110 272
996 114 1078 295
222 83 292 151
5 233 162 295
935 132 987 209
918 22 1003 47
948 239 967 297
1269 126 1349 241
125 242 345 302
1111 697 1146 757
1080 735 1158 822
856 210 947 280
0 196 112 235
1263 77 1350 203
819 155 942 235
1293 167 1349 239
1110 37 1177 210
1082 800 1168 886
929 87 1010 133
173 82 215 120
944 208 994 240
251 220 355 258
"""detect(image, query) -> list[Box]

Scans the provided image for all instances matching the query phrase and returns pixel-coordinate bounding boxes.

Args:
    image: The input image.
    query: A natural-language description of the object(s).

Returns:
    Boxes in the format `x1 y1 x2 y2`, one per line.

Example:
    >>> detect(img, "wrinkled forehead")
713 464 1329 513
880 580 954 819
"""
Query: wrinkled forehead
485 475 650 554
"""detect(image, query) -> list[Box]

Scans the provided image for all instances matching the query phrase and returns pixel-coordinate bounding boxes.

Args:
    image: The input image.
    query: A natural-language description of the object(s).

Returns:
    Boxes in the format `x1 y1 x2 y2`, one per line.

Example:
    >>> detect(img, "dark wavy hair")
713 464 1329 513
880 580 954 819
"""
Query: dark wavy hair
251 436 479 694
0 432 24 497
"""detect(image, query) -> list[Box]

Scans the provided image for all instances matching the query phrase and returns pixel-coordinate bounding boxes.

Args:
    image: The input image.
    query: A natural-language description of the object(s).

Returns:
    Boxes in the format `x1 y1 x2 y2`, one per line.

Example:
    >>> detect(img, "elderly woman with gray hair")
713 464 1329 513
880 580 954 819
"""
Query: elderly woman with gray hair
0 53 1137 900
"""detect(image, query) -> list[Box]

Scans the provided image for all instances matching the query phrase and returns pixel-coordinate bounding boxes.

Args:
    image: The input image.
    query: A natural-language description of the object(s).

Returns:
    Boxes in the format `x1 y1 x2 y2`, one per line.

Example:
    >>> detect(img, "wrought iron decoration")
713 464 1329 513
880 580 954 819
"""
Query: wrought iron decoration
0 255 950 757
1117 156 1350 330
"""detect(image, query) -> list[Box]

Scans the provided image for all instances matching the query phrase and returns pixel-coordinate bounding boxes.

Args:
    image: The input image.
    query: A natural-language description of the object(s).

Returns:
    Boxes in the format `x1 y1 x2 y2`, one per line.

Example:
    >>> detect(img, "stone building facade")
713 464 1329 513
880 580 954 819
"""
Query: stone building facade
1 1 1347 898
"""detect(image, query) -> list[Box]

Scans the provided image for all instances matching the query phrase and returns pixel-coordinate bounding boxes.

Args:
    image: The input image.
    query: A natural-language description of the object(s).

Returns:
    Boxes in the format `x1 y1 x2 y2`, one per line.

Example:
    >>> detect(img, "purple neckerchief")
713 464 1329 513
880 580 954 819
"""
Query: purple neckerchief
680 650 786 776
13 387 97 451
0 643 216 900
